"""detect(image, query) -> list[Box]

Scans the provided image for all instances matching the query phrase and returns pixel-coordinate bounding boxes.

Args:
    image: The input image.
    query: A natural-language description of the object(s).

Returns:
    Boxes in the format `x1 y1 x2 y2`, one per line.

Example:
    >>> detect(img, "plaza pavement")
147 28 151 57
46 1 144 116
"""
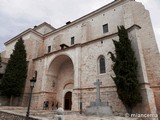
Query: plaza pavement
0 106 139 120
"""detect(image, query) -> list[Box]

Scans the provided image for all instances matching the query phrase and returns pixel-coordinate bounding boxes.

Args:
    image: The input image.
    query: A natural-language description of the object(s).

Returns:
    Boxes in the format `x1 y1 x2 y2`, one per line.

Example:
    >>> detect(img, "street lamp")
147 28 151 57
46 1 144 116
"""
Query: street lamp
80 93 82 114
0 53 2 68
25 71 37 120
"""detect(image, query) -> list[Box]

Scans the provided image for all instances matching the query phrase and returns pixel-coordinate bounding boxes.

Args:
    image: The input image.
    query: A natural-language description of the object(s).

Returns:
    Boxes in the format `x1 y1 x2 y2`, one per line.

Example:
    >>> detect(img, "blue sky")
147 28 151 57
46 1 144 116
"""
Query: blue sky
0 0 160 52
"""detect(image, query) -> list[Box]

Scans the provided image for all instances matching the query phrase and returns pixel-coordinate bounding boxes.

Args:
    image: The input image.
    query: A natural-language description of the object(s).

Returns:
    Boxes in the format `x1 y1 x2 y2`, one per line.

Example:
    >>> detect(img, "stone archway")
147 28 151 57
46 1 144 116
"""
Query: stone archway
64 91 72 110
47 55 74 109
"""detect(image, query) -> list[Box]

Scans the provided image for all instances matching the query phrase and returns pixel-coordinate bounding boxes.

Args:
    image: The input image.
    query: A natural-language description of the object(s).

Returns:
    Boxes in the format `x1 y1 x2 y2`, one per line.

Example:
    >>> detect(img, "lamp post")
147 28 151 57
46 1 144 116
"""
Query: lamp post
80 93 82 114
25 71 37 120
0 53 2 68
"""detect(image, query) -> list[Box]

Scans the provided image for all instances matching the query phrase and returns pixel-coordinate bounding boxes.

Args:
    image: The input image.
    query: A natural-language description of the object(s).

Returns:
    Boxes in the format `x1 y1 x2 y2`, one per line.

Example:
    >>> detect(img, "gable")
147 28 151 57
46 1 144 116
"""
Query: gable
33 22 55 35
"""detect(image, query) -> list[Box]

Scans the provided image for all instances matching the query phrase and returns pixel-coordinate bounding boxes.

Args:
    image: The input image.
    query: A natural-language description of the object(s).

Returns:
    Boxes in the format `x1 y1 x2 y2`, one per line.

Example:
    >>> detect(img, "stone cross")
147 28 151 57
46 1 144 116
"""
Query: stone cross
94 79 102 106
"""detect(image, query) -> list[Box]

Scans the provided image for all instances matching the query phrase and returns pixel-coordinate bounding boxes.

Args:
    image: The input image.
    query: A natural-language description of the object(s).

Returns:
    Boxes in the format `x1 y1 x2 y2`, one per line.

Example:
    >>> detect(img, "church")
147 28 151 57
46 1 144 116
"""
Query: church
1 0 160 115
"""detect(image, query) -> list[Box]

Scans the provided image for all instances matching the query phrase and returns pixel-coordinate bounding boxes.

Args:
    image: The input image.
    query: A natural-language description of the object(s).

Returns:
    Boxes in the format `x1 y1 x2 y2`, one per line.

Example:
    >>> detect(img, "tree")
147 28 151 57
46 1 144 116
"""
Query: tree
0 37 27 105
108 26 142 114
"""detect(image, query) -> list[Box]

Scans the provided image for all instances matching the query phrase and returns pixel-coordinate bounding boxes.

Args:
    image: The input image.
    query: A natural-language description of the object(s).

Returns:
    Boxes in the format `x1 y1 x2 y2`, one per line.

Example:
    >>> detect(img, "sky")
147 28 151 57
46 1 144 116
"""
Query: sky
0 0 160 52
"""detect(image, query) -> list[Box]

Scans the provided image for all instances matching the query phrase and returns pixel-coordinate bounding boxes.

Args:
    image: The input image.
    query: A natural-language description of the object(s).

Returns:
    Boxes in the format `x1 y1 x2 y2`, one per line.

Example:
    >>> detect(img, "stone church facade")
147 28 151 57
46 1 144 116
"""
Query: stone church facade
2 0 160 115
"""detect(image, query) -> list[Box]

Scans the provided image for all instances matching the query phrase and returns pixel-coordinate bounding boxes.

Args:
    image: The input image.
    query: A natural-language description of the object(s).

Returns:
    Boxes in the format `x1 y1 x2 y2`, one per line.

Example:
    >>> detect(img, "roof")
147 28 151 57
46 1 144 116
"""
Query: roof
4 22 55 45
33 22 56 31
4 28 43 45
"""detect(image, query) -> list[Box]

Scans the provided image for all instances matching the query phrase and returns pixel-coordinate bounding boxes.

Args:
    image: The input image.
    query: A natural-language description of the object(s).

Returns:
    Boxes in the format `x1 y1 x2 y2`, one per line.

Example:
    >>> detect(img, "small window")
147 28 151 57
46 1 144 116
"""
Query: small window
98 55 106 74
71 37 75 45
48 46 51 53
103 24 108 33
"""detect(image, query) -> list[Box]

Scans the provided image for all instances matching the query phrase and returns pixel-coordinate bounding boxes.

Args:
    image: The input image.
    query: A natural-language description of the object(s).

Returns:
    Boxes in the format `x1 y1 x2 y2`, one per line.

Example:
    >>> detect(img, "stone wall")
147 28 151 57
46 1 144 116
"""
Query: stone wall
130 1 160 114
0 111 38 120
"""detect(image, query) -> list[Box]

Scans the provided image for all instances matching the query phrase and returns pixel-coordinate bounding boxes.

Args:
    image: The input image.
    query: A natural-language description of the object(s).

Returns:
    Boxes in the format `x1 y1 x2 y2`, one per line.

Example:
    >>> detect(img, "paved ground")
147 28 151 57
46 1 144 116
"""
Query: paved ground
0 106 139 120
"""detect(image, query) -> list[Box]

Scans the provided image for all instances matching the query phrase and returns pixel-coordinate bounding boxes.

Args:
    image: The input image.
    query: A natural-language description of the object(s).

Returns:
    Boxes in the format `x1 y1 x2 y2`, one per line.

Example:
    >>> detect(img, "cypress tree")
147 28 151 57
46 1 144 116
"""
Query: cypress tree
0 37 27 104
108 26 142 114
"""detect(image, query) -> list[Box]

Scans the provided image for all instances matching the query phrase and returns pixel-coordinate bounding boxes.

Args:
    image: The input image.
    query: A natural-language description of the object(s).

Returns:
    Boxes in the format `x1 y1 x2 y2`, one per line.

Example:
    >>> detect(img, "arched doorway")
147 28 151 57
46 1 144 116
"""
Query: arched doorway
47 55 74 110
64 92 72 110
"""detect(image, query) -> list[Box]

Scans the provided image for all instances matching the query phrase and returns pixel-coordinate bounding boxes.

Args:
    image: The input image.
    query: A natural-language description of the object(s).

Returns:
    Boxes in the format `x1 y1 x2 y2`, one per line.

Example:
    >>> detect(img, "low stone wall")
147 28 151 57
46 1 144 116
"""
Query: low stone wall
0 96 9 106
0 95 23 106
0 111 39 120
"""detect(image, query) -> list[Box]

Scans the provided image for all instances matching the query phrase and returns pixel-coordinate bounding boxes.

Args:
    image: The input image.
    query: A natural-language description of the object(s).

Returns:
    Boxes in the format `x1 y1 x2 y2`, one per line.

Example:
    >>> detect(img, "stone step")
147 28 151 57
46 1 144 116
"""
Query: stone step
86 106 113 116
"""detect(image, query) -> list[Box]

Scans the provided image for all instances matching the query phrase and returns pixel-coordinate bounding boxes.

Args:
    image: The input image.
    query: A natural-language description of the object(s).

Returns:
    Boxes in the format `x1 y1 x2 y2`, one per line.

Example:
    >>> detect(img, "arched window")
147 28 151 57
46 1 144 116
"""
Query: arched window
98 55 106 74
